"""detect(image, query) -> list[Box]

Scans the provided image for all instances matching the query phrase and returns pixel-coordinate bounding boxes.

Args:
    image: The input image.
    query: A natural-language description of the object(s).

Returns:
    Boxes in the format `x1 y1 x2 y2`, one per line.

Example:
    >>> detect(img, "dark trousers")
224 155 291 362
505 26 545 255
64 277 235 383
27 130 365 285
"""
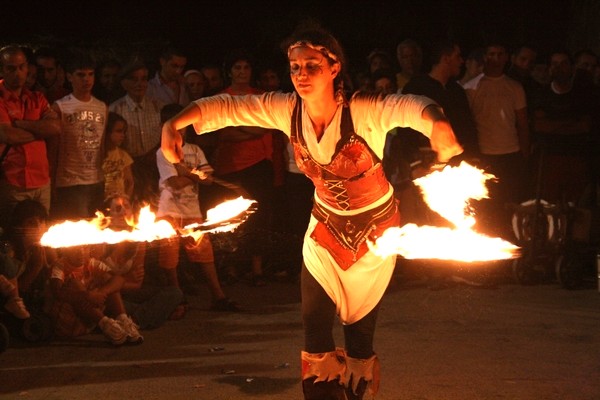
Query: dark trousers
301 264 379 359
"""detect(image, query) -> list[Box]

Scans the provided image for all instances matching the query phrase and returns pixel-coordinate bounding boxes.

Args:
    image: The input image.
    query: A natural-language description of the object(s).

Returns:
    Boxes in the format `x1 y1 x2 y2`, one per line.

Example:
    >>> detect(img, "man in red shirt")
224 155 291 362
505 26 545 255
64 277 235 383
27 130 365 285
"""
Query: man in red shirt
0 45 60 230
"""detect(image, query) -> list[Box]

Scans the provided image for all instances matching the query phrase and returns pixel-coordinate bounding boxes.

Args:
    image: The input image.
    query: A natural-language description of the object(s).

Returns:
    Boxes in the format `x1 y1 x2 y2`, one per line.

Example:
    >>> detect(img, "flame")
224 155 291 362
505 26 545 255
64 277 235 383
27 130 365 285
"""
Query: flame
370 162 519 261
40 206 176 248
369 225 519 261
40 197 256 248
415 162 494 229
181 196 257 241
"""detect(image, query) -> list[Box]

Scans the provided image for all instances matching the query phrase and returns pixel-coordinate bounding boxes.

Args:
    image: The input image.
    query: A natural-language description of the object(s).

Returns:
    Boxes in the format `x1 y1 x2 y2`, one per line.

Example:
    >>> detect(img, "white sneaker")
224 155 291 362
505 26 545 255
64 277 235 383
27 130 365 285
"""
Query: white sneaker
99 316 127 345
117 314 144 344
4 296 30 319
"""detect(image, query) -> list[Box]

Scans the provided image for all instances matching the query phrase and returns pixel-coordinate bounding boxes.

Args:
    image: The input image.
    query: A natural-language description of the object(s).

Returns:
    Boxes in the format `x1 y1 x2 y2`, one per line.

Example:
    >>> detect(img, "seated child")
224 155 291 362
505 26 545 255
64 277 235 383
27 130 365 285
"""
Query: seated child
101 194 183 329
5 199 56 314
0 201 51 320
1 251 30 319
44 244 143 345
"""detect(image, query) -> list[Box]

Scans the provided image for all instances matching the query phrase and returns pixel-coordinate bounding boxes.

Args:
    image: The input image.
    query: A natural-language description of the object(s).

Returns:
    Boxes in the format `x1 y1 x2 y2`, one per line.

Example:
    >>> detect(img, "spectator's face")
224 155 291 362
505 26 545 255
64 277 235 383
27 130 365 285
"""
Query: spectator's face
512 48 537 73
549 53 572 83
369 55 391 74
67 68 95 95
258 69 281 92
36 56 58 88
109 196 133 229
19 216 46 248
397 46 422 75
160 55 186 82
1 51 28 91
575 53 598 74
25 63 37 90
99 65 120 90
484 46 508 73
184 72 207 100
121 68 149 101
374 77 395 95
464 58 483 79
201 67 224 93
447 45 464 78
229 60 252 86
109 120 127 147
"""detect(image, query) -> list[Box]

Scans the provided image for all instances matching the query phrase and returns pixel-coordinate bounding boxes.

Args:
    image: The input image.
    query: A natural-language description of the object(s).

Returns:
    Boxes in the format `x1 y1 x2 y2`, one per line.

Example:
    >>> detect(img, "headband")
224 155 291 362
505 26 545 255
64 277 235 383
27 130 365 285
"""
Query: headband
183 69 202 78
287 41 340 64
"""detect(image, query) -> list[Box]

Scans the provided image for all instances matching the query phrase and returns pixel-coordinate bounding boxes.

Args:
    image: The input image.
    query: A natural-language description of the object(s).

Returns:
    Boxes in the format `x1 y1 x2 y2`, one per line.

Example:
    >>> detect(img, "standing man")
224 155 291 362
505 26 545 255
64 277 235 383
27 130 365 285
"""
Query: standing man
34 47 69 104
395 39 423 93
200 64 225 96
403 39 479 158
464 42 530 237
110 60 163 206
532 50 595 203
52 52 107 220
0 45 60 229
146 46 189 106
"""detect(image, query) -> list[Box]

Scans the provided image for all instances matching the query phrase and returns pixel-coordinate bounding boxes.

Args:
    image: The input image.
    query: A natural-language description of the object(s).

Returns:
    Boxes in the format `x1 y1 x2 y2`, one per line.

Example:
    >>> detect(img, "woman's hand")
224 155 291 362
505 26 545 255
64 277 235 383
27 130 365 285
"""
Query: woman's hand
161 120 184 163
430 119 463 163
422 104 464 163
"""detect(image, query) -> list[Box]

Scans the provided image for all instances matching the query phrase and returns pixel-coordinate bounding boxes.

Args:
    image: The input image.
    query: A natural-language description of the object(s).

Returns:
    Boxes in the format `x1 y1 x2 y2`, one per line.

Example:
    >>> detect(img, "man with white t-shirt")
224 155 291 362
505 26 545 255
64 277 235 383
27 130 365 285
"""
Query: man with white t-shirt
463 42 531 237
52 52 107 219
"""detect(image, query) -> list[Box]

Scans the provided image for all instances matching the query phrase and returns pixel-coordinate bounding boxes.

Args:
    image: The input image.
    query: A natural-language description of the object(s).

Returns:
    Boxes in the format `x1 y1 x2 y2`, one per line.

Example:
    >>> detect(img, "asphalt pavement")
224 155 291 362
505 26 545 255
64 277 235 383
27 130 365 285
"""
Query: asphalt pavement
1 261 600 400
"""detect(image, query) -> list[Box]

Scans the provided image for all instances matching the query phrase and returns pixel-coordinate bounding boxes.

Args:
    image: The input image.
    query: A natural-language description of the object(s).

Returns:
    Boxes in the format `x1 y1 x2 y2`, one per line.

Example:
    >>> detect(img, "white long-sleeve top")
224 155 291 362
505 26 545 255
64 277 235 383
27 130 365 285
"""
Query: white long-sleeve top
191 91 436 323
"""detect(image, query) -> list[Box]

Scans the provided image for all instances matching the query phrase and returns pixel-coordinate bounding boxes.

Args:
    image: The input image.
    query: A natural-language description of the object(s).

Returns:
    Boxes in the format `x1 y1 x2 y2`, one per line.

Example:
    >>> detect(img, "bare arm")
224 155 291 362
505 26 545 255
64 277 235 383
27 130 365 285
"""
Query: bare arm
161 103 201 163
0 124 36 144
421 104 464 162
13 117 61 139
163 163 205 190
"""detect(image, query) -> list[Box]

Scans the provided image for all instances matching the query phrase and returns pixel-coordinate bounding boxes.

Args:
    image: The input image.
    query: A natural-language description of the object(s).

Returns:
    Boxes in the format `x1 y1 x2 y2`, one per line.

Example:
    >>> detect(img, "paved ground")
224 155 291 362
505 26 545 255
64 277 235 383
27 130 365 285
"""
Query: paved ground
1 261 600 400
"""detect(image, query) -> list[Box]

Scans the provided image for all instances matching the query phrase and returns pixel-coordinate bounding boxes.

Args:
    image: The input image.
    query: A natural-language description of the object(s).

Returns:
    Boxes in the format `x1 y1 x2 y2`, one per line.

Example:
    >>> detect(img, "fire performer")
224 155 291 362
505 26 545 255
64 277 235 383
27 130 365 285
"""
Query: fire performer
161 25 463 399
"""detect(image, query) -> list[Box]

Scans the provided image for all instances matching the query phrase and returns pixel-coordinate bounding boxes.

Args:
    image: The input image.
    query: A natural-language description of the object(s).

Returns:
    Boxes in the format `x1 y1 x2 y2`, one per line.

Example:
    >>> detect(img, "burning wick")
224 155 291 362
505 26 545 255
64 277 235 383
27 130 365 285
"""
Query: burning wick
369 162 520 261
180 197 258 241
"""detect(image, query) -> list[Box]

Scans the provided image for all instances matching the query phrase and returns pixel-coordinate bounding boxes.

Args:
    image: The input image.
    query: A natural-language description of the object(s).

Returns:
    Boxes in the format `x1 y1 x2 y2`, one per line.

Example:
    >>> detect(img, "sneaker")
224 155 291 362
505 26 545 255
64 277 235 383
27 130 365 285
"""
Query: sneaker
99 316 127 345
4 296 30 319
117 314 144 344
210 297 242 312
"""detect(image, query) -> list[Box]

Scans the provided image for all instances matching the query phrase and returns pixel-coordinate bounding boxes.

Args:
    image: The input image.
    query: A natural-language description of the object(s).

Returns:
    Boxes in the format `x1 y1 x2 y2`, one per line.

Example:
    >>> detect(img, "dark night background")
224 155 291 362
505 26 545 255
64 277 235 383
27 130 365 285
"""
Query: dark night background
1 0 598 76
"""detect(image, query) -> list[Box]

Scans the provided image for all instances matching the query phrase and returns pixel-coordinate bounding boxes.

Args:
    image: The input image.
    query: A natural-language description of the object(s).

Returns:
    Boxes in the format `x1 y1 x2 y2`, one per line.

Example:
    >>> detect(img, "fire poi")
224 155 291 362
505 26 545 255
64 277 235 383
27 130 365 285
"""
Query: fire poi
41 163 517 262
40 196 257 248
368 161 520 261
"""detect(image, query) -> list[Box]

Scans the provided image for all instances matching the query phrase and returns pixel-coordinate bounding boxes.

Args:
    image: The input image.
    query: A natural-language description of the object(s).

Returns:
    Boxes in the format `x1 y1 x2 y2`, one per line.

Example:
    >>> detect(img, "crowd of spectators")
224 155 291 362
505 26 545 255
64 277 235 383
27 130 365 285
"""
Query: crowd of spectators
1 31 599 347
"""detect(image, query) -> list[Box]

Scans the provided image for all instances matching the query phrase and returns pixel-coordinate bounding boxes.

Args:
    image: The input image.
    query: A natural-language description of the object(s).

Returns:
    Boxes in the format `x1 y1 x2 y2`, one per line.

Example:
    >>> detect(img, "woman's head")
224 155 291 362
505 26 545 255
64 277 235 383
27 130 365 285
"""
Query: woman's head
184 69 207 100
105 112 127 149
223 49 254 87
284 25 347 103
